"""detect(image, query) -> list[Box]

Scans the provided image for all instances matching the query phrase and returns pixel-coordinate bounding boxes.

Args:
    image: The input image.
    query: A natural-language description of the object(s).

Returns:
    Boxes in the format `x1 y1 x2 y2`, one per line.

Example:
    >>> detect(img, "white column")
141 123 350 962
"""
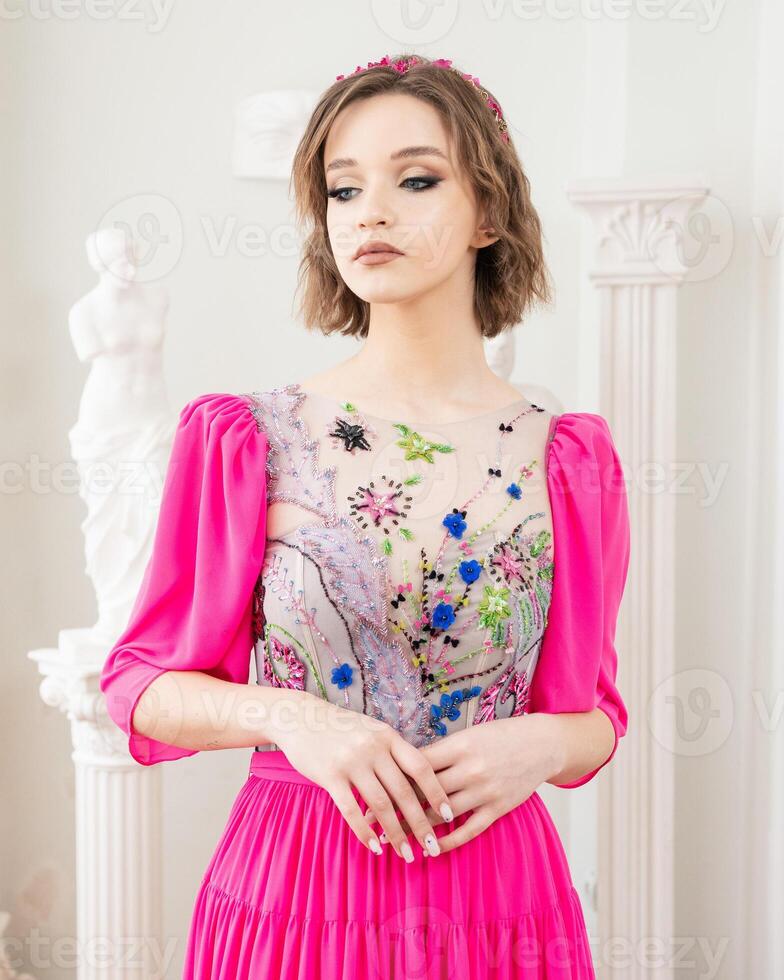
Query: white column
566 176 709 980
29 629 164 979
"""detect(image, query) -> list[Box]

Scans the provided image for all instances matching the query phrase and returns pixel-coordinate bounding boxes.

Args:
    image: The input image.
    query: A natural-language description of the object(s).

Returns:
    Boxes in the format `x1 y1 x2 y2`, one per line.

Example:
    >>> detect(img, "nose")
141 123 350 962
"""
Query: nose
358 210 389 230
356 184 392 230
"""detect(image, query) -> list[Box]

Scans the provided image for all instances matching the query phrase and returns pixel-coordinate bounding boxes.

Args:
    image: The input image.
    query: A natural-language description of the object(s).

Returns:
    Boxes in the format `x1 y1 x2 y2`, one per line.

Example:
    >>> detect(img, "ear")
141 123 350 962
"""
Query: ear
471 206 500 249
471 223 500 249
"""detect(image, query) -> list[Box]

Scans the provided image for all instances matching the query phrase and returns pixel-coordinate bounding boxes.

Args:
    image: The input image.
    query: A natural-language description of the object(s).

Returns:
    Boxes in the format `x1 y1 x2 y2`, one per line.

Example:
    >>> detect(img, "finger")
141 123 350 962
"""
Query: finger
431 807 493 854
417 736 459 773
354 771 415 862
377 810 440 841
376 750 446 857
368 755 438 857
391 740 456 826
404 761 465 807
422 786 478 822
383 787 475 838
325 779 384 856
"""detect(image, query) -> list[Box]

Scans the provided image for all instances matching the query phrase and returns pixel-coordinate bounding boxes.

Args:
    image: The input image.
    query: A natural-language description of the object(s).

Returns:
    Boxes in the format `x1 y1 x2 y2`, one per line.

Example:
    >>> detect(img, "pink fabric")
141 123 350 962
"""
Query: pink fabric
99 393 268 766
183 749 596 979
528 412 630 787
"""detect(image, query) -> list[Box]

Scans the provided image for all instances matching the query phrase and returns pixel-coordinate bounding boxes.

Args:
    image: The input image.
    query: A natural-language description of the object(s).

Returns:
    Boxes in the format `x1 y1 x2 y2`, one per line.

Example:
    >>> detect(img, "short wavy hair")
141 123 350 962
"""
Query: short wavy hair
290 53 553 340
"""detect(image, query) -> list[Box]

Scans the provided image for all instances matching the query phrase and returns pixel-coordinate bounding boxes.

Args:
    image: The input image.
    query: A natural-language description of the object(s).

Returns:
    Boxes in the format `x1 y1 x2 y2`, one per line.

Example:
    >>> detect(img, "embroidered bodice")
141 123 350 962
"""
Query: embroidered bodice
244 383 557 751
100 384 629 785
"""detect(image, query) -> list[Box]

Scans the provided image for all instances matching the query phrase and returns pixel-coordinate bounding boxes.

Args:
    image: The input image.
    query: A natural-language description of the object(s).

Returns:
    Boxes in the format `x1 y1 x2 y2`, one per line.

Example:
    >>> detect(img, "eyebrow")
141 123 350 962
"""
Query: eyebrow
325 145 447 173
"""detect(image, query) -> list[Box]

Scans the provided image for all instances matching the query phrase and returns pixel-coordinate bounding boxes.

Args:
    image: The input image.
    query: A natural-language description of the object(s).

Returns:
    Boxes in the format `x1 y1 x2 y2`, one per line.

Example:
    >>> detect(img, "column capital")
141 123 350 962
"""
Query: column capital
29 628 130 764
566 175 710 285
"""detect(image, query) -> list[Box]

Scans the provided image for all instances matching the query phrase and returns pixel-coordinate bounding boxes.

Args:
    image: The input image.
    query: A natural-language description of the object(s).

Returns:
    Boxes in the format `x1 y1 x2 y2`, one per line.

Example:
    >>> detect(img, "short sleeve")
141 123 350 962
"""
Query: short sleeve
527 412 630 788
99 392 268 766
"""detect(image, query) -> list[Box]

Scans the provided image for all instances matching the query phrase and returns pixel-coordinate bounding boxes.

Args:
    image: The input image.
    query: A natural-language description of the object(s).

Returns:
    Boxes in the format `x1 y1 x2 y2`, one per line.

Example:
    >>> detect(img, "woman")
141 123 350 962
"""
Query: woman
100 53 630 979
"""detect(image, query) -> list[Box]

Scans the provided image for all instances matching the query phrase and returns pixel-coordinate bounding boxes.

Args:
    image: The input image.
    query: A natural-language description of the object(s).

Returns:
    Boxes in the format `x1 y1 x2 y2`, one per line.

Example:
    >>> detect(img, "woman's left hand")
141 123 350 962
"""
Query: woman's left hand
367 714 564 856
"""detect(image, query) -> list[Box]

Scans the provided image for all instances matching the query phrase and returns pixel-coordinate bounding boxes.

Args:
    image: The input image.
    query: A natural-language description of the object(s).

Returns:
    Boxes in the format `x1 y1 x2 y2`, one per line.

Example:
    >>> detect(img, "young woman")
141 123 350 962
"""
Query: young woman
100 53 630 979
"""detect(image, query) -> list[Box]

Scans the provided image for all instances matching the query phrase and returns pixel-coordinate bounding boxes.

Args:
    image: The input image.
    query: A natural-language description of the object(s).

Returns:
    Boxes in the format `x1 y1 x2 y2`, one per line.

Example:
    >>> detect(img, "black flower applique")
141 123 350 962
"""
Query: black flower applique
330 417 372 452
327 401 373 453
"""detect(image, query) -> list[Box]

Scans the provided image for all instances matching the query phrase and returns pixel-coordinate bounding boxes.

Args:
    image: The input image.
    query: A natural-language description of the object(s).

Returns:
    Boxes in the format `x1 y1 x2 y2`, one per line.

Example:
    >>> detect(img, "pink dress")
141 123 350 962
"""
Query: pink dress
100 383 630 979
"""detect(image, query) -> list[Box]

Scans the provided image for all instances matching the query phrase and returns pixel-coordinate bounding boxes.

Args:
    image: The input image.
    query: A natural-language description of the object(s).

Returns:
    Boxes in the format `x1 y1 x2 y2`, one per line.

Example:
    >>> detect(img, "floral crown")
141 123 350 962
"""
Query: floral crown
335 55 509 143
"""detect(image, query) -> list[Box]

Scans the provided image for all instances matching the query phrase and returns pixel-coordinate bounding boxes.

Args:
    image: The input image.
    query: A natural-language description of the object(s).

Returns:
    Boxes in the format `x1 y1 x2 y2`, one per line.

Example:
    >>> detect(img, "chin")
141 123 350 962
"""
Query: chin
350 282 429 305
346 269 438 305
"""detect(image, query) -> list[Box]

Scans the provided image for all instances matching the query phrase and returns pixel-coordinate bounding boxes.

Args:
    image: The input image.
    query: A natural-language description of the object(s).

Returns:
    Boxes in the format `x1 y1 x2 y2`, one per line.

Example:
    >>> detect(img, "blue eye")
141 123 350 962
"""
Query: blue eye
401 177 441 191
327 176 442 203
327 187 358 203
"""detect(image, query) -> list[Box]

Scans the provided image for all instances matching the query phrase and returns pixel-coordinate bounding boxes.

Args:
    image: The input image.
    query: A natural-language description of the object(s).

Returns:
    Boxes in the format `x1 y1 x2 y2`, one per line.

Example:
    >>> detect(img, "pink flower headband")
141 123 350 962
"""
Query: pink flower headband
335 55 510 143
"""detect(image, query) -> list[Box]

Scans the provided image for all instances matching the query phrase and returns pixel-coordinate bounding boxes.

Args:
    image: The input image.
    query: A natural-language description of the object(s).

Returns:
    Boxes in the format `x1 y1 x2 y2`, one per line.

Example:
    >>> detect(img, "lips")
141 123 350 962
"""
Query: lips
353 242 403 260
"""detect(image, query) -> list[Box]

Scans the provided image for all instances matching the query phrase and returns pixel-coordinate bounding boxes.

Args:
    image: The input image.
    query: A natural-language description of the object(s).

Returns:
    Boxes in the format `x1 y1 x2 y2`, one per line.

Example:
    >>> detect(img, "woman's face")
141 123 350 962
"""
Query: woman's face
323 92 496 306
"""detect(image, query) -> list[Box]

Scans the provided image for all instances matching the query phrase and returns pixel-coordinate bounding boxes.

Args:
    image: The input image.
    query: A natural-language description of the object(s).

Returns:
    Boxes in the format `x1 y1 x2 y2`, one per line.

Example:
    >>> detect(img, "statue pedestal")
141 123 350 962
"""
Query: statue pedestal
29 635 164 979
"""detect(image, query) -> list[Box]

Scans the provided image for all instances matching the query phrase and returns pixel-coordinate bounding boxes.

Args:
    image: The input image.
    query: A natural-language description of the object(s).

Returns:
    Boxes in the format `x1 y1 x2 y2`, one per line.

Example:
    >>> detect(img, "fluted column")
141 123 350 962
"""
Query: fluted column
566 175 709 980
29 629 163 979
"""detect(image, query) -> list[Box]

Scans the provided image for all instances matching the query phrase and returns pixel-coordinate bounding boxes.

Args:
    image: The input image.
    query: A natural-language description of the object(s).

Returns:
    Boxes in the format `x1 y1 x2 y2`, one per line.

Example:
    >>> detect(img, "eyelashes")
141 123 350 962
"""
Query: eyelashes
327 176 443 204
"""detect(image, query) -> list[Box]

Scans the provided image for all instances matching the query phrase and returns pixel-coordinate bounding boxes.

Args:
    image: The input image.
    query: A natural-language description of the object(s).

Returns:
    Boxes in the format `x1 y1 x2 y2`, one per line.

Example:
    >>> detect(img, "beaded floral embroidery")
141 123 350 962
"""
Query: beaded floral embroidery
347 476 416 555
243 383 556 747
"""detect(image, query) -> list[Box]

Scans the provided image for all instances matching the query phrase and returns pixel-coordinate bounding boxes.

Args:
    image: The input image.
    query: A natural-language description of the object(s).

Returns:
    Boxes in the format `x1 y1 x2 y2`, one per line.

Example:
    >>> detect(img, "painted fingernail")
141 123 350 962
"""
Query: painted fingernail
440 802 454 822
379 832 388 842
424 833 440 856
369 838 383 855
400 841 414 863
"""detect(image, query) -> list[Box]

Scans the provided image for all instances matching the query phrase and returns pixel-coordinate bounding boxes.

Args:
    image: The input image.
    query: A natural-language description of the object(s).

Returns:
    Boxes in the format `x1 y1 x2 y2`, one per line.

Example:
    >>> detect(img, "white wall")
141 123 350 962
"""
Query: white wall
3 1 773 977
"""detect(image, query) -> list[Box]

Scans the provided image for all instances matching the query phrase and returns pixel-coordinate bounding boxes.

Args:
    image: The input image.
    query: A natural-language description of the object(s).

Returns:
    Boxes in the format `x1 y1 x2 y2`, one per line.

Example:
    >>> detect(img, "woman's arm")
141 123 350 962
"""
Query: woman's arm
99 392 269 766
522 708 617 788
526 411 631 788
129 669 314 753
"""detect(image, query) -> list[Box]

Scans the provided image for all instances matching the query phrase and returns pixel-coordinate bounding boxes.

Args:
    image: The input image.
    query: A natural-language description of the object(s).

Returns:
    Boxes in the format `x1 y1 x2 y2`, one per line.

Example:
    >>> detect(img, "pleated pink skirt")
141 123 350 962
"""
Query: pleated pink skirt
182 750 595 979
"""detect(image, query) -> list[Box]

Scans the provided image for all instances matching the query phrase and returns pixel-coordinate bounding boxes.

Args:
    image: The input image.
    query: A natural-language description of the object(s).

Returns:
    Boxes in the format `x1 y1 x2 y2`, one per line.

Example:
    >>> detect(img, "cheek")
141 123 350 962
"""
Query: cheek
400 192 474 264
325 209 357 265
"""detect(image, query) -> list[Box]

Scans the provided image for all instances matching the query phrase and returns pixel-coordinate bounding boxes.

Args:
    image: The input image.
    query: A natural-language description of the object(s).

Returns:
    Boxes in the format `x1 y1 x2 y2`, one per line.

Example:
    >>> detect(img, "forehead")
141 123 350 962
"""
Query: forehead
324 93 453 167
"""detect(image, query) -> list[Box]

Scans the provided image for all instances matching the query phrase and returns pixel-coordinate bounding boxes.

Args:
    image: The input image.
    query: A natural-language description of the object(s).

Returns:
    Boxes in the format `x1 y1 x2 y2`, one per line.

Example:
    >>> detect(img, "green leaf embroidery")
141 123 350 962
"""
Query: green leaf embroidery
530 529 552 558
395 429 455 464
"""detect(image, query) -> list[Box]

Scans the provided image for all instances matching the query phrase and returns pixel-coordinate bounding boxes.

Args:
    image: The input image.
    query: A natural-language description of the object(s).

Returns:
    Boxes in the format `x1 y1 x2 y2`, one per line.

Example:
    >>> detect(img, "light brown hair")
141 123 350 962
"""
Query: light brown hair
290 53 553 339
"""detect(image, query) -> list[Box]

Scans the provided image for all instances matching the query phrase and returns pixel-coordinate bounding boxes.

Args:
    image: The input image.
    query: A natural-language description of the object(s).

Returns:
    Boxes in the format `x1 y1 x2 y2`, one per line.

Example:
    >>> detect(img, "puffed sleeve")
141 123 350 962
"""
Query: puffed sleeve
527 412 630 788
99 392 268 766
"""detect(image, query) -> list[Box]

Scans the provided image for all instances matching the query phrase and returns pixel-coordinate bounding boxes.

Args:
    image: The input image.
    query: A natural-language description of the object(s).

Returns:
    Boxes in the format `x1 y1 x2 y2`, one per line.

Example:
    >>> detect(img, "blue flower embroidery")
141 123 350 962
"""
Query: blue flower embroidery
506 483 522 499
331 663 354 689
458 559 482 584
430 686 483 735
432 602 456 630
442 510 467 538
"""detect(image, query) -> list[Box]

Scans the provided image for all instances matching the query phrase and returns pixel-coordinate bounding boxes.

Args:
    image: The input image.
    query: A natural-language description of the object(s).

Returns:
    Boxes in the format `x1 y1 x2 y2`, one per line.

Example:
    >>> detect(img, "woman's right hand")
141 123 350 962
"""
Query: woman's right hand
270 692 453 862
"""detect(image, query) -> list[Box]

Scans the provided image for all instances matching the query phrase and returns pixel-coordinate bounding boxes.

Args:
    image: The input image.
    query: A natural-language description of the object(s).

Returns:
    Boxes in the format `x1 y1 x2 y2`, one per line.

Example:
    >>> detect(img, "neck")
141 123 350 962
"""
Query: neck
342 290 501 404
